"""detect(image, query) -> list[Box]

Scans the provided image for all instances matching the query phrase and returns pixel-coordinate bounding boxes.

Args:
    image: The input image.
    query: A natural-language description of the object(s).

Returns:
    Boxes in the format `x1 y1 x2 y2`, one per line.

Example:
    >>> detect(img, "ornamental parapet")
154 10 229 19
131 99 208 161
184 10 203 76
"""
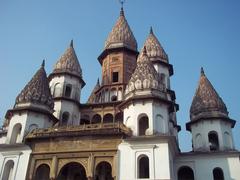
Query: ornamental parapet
25 122 132 139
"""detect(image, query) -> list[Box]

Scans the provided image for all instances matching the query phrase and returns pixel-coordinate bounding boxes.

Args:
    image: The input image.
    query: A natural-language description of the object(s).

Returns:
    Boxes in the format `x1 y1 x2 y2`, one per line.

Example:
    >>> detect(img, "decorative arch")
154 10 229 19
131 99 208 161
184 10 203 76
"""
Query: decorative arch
137 155 149 178
28 124 39 132
103 113 114 123
2 160 14 180
95 161 113 180
195 133 203 149
10 123 22 144
115 112 123 123
224 131 232 149
53 83 61 97
208 131 219 151
213 167 224 180
61 112 70 126
35 164 50 180
138 114 149 136
178 166 194 180
92 114 102 124
57 162 87 180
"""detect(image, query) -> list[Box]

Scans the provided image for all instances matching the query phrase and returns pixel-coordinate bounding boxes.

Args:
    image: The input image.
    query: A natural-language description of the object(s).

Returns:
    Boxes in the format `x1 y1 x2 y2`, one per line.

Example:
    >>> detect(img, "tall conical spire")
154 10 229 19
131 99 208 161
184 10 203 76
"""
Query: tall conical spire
143 27 168 63
190 68 228 121
15 61 54 110
104 7 137 51
87 78 100 103
53 40 82 78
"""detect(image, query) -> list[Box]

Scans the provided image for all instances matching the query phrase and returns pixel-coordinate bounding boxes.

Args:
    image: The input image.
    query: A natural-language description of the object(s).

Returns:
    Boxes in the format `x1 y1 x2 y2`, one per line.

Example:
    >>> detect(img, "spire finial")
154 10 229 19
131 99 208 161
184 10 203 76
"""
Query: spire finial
97 78 100 85
41 59 45 67
201 67 205 76
70 39 74 47
150 26 153 34
119 0 126 16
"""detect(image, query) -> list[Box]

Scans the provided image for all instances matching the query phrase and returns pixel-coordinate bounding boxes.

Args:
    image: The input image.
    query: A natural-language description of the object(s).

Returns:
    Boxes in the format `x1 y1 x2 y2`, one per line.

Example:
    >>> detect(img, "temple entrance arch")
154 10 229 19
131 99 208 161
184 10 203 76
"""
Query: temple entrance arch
94 161 113 180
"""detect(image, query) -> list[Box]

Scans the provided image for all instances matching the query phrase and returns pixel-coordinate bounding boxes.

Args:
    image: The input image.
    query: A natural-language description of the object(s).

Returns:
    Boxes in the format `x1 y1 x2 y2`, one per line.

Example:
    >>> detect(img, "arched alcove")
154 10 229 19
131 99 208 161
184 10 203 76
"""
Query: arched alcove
65 84 72 98
92 114 102 124
103 114 114 123
2 160 14 180
178 166 194 180
213 167 224 180
138 155 149 179
95 161 113 180
195 133 203 149
10 123 22 144
53 83 61 97
208 131 219 151
35 164 50 180
138 115 149 136
62 112 70 126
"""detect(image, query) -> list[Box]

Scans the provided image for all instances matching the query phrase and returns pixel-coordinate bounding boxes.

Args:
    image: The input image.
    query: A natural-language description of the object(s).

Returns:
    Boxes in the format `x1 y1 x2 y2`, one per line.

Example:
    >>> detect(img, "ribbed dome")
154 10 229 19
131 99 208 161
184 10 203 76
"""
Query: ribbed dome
104 8 137 51
125 47 165 95
53 40 82 78
143 27 168 63
190 68 228 121
15 61 54 110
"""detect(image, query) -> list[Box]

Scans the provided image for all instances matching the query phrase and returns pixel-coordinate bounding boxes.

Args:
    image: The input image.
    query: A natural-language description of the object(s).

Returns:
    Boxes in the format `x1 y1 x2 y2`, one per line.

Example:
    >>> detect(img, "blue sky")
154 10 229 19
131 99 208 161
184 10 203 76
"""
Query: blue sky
0 0 239 152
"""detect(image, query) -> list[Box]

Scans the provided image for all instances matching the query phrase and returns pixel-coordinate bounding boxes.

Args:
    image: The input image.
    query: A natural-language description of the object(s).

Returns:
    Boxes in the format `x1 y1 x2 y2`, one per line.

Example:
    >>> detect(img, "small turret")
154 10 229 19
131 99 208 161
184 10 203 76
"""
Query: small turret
187 68 235 152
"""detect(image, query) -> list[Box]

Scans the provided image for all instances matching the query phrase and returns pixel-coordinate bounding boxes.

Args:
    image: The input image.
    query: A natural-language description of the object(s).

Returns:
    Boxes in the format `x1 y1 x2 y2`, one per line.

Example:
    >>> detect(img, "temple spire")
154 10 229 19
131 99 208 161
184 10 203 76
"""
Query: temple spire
41 59 45 67
70 39 74 48
201 67 205 76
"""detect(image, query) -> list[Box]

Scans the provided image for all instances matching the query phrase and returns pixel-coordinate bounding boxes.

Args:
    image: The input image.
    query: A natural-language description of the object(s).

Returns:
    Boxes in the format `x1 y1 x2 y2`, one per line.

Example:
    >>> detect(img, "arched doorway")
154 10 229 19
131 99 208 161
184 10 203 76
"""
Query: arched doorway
213 167 224 180
35 164 50 180
103 114 113 123
10 123 22 144
138 155 149 178
57 162 87 180
138 115 149 136
95 161 113 180
178 166 194 180
2 160 14 180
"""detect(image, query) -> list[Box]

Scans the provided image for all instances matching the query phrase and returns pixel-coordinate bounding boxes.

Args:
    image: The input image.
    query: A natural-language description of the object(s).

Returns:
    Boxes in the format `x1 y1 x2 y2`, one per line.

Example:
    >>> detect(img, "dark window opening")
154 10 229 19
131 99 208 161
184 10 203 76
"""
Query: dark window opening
65 85 72 98
138 156 149 178
213 168 224 180
112 72 119 83
208 132 219 151
178 166 194 180
62 112 69 126
139 116 149 136
111 95 117 102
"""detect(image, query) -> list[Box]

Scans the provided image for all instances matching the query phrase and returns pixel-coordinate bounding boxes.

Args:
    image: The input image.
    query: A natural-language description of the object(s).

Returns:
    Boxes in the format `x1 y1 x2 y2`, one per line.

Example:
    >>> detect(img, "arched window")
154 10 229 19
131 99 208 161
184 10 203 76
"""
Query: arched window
57 162 87 180
213 167 224 180
92 114 102 124
138 155 149 179
35 164 50 180
224 132 232 149
115 112 123 123
53 83 61 97
178 166 194 180
2 160 14 180
28 124 39 132
65 84 72 98
95 161 113 180
10 123 22 144
208 131 219 151
138 115 149 136
103 114 113 123
62 112 70 126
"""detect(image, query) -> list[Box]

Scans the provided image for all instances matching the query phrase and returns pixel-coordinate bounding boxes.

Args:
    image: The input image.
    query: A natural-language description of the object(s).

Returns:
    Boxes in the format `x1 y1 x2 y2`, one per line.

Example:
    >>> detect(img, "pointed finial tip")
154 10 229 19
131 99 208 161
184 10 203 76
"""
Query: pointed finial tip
70 39 73 47
41 59 45 67
120 7 124 16
201 67 205 75
150 26 153 34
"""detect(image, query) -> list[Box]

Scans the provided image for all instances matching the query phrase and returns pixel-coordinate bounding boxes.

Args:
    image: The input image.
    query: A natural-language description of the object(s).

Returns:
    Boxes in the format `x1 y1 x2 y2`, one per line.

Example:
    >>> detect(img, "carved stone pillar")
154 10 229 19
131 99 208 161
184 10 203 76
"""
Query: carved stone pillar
87 153 94 178
50 156 58 180
28 158 36 180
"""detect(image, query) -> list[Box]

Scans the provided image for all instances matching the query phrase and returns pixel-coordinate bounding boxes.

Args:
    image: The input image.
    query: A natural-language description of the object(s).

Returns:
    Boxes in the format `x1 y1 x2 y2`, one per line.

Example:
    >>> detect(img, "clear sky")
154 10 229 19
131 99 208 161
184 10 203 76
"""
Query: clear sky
0 0 239 152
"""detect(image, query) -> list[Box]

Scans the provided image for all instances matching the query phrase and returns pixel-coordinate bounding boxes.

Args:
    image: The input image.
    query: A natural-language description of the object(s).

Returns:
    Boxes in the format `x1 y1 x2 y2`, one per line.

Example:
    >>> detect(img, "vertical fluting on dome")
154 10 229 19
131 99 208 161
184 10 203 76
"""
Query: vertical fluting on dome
15 60 54 110
143 27 168 63
125 47 165 96
190 68 228 121
104 7 137 51
53 40 82 78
